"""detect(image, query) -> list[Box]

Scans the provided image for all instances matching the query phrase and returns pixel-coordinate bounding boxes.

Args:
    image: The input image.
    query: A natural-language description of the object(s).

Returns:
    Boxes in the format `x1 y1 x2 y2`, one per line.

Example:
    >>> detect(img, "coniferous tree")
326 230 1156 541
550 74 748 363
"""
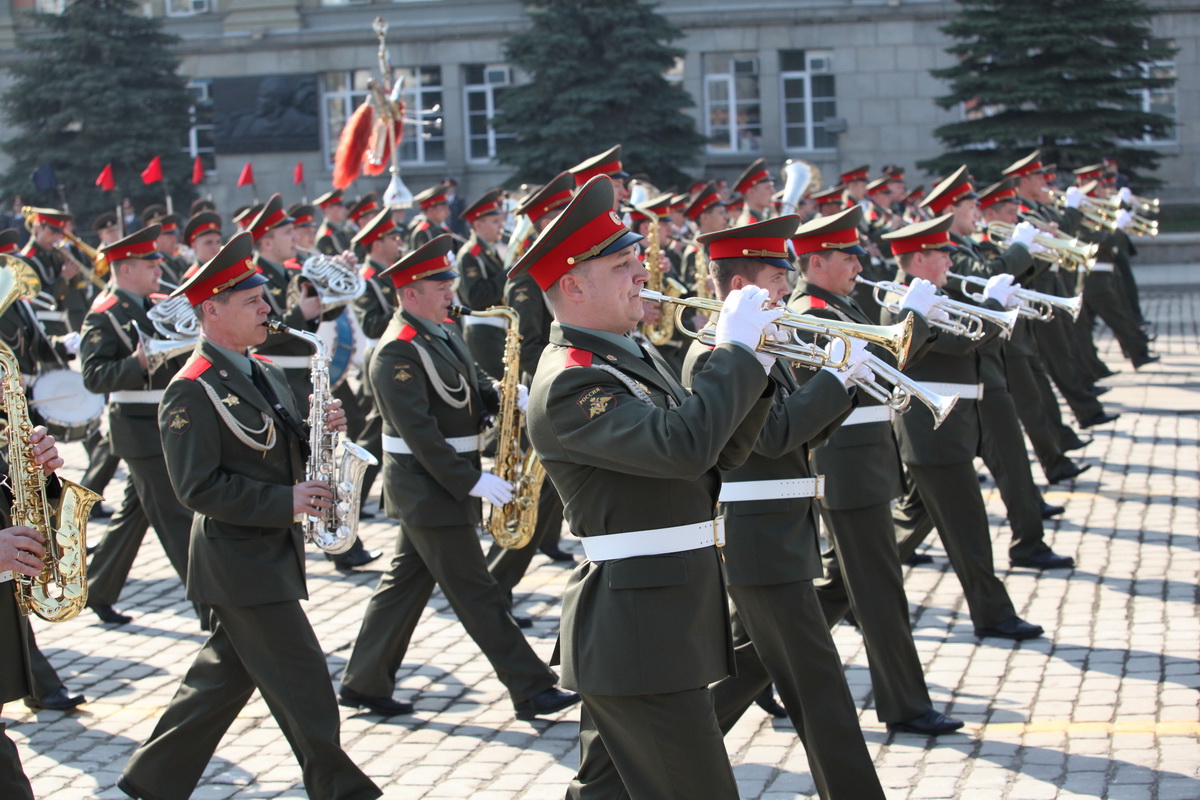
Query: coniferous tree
494 0 705 188
918 0 1176 185
0 0 193 229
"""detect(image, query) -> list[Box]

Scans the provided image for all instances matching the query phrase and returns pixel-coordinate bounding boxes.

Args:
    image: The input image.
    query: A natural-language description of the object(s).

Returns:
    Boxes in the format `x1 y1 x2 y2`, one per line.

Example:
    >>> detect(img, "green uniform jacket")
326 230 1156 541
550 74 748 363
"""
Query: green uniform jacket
80 290 188 460
354 259 397 342
160 254 189 288
316 220 353 257
407 219 450 252
0 300 68 377
504 272 552 384
368 309 499 527
456 235 506 311
158 340 308 607
527 322 774 695
683 339 854 585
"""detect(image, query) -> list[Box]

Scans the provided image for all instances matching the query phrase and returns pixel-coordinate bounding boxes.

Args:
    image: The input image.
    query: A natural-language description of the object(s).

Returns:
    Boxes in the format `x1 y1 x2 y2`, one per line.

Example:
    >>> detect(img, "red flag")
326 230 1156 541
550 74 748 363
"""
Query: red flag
192 156 205 185
237 162 255 188
293 161 304 185
95 164 115 192
141 156 164 185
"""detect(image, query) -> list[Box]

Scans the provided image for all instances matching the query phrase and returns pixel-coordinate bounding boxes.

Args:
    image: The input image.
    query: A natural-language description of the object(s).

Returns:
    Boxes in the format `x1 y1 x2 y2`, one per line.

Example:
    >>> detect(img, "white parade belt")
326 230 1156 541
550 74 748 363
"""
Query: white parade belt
1090 261 1115 273
719 476 825 503
110 389 165 404
35 310 66 322
841 406 895 427
264 355 310 369
382 433 480 455
581 517 725 562
919 382 982 401
461 315 507 329
0 570 12 583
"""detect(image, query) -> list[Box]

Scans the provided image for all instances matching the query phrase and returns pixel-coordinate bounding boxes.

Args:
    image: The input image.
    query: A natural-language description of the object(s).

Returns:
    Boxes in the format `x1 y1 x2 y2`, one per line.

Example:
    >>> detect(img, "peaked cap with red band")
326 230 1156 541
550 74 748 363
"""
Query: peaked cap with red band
26 207 71 231
352 207 398 250
684 181 725 220
461 188 506 223
633 192 673 224
190 198 217 216
1002 150 1048 179
288 203 316 228
156 214 181 235
0 229 21 255
903 185 927 203
379 233 458 290
348 192 380 224
697 214 800 271
840 165 870 184
508 176 644 291
1078 179 1101 198
1073 163 1106 183
314 188 344 208
172 231 269 306
232 204 261 231
413 184 450 211
247 194 293 243
141 204 168 226
866 176 891 196
515 171 575 224
882 214 957 256
100 224 164 264
92 212 118 233
568 145 626 186
733 158 772 197
881 164 906 181
183 212 222 246
811 186 845 207
977 179 1018 211
921 165 977 215
791 207 867 257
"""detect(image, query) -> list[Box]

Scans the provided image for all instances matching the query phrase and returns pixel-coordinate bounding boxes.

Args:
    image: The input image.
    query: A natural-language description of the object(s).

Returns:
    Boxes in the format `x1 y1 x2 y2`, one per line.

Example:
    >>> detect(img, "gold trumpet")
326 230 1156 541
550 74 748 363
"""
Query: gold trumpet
1092 190 1160 215
1081 199 1160 238
20 207 109 291
987 221 1098 271
638 288 914 369
949 271 1083 322
856 276 1020 340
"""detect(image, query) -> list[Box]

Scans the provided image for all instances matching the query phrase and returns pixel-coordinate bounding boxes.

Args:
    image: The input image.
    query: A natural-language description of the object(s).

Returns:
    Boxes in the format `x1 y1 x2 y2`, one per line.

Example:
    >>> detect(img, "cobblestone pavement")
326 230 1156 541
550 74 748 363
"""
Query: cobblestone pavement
6 287 1198 799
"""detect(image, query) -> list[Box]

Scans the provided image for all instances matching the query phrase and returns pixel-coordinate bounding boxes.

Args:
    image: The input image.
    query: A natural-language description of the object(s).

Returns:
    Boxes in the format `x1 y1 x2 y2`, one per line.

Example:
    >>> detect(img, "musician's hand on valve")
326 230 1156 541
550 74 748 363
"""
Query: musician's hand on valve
299 284 323 321
714 287 784 367
470 472 514 507
1118 187 1133 205
0 526 47 578
641 301 662 325
60 259 79 281
1010 221 1038 249
516 384 529 414
293 481 334 516
1064 186 1084 210
821 338 873 389
340 250 360 267
900 278 939 317
983 273 1020 309
318 397 347 433
1116 209 1136 231
28 426 63 477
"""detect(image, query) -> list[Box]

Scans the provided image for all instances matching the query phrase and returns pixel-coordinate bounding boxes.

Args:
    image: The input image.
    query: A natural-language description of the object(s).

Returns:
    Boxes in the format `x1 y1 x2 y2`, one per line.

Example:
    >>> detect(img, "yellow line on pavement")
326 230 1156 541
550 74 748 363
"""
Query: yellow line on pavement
983 720 1200 735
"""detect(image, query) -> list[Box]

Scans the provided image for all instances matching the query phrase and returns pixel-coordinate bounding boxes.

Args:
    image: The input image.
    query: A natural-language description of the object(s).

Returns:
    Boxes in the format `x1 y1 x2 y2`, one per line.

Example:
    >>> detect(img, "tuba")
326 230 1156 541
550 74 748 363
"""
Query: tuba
453 304 545 549
778 159 823 215
0 259 102 621
265 321 378 554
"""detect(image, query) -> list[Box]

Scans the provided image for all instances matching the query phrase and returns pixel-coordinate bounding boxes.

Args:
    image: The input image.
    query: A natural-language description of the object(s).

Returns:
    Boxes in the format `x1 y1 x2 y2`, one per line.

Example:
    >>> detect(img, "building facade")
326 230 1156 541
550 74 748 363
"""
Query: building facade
0 0 1194 213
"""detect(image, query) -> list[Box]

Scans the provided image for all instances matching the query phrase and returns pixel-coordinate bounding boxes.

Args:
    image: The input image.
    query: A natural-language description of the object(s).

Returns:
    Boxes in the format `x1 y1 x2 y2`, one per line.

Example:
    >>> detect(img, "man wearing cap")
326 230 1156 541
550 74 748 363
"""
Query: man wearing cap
731 158 774 226
681 216 891 796
456 188 510 380
337 233 577 721
181 211 223 278
568 145 629 210
80 225 205 627
92 212 122 246
881 215 1045 641
18 208 77 336
314 189 353 256
790 207 963 738
117 232 380 800
288 203 318 254
0 229 79 382
514 175 782 798
148 213 189 287
679 181 728 296
408 184 454 251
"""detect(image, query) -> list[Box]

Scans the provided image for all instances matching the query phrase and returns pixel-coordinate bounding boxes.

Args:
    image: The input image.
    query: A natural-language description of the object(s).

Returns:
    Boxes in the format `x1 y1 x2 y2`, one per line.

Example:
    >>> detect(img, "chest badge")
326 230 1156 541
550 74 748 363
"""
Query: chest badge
221 395 240 407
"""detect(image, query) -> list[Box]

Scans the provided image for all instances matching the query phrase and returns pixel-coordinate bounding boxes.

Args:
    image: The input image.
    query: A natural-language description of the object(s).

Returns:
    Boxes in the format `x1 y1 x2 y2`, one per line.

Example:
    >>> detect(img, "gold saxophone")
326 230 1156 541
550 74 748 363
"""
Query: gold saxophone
456 304 546 549
638 210 686 346
0 258 101 621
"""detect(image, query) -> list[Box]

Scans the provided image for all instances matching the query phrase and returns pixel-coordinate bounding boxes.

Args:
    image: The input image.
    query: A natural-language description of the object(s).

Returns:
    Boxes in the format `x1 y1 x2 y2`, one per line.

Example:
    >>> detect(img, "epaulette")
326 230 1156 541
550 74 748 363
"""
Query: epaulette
442 317 456 324
178 357 212 380
91 293 118 313
417 221 431 232
470 243 483 257
284 258 302 271
398 324 418 342
565 347 592 368
361 264 376 280
807 296 827 309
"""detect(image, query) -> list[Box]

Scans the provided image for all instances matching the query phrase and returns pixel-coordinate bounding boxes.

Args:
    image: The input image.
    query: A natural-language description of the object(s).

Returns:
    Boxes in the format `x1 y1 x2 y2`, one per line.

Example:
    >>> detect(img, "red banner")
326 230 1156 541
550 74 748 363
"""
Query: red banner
141 156 163 185
95 164 115 192
237 162 255 188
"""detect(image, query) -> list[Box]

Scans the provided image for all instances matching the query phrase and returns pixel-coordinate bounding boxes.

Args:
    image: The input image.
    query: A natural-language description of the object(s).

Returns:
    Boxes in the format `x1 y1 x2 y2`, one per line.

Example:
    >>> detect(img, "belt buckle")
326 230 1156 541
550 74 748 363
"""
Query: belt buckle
713 516 725 548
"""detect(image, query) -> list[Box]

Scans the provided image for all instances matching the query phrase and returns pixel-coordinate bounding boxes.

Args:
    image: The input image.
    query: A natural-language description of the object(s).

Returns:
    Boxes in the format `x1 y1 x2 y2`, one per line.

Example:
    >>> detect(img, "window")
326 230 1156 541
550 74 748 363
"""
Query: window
1130 61 1177 144
167 0 211 16
322 67 444 168
780 50 837 151
463 64 515 163
34 0 64 12
321 70 372 167
703 52 762 154
182 80 216 176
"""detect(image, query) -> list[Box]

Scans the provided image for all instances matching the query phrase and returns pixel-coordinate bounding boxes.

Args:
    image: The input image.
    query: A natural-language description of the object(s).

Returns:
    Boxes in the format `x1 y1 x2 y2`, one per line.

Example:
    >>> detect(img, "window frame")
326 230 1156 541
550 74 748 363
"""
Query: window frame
779 50 837 153
462 64 516 164
702 53 763 155
166 0 212 17
182 79 216 177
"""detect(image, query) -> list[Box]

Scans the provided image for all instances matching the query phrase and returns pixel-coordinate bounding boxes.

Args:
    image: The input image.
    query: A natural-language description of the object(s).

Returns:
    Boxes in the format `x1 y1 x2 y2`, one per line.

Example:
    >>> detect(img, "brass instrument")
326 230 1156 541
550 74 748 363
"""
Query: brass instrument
778 159 823 214
636 198 685 346
135 327 197 373
0 259 102 621
148 294 201 340
1086 189 1160 215
265 321 377 554
300 253 367 311
987 221 1098 271
856 276 1020 340
21 206 109 291
1046 190 1159 238
453 304 545 549
856 354 959 430
949 271 1083 322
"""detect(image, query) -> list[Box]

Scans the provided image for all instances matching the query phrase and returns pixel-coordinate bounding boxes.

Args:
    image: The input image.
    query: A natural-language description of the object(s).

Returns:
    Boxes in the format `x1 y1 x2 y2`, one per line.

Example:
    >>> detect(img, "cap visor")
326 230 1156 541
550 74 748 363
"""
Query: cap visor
596 230 644 259
845 244 868 256
764 257 795 271
419 269 459 283
233 272 270 292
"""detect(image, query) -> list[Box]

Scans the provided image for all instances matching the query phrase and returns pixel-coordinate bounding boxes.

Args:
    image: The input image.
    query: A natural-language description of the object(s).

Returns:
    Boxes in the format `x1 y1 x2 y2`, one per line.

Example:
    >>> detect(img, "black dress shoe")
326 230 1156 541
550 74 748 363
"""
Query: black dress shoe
330 548 383 570
1132 352 1160 370
1011 550 1075 570
540 546 576 563
975 615 1044 640
510 611 533 629
1094 366 1119 379
88 603 132 625
887 708 965 736
754 684 788 718
117 774 149 799
24 686 85 711
1079 412 1120 429
514 687 580 720
338 686 413 716
1063 436 1093 452
1039 501 1066 519
1046 463 1092 485
905 552 934 566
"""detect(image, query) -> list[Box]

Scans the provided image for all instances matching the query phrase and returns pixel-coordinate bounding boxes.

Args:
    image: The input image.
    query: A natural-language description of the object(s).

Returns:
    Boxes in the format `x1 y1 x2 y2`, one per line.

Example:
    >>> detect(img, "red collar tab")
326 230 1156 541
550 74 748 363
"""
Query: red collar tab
565 347 593 368
808 296 827 309
91 293 119 312
398 324 418 342
178 356 212 380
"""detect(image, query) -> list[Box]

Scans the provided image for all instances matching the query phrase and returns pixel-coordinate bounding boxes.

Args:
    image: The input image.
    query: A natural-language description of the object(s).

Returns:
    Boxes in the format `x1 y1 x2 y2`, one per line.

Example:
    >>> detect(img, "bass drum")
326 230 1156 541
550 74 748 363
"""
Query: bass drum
30 368 104 442
317 308 365 390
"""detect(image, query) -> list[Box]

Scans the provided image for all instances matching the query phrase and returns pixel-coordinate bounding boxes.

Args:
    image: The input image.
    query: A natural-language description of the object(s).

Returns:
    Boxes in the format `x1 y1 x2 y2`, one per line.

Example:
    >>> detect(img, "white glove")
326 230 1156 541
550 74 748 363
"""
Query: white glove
1117 187 1133 204
516 384 529 414
900 278 939 317
60 331 81 355
752 323 788 375
1010 221 1038 249
1115 209 1135 230
714 287 784 352
1027 240 1050 255
821 337 873 388
470 472 515 506
982 273 1020 309
1064 186 1083 210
